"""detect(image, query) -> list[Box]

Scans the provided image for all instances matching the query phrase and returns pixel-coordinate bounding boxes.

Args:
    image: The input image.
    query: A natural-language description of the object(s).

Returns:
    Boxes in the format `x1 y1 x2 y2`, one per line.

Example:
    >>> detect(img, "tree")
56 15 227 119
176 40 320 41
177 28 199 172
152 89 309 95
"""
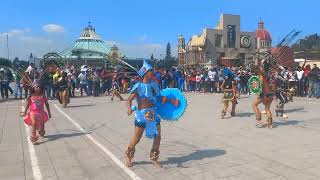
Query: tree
0 57 12 67
13 57 19 64
165 42 172 61
292 33 320 52
155 57 177 69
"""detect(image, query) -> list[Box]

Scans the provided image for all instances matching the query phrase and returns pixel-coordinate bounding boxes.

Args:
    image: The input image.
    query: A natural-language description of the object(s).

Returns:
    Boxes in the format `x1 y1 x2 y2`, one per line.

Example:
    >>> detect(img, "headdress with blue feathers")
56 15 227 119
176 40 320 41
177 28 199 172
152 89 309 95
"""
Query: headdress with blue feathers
138 60 153 77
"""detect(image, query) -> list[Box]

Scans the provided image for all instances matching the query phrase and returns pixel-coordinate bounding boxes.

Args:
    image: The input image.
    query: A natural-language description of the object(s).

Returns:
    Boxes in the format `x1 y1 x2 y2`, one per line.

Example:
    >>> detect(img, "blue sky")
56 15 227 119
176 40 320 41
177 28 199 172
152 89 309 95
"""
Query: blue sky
0 0 319 60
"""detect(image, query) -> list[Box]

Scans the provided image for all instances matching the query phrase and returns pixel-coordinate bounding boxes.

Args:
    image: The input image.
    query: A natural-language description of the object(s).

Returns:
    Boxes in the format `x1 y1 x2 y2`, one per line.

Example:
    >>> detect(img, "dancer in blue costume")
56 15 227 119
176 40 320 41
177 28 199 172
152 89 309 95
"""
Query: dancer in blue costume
125 61 180 168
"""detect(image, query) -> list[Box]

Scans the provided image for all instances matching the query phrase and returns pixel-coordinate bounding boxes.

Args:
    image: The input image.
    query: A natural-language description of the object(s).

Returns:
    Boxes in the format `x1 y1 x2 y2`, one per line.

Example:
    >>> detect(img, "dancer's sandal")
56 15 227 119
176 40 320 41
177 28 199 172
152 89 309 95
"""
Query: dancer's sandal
150 149 162 168
255 114 264 127
30 136 38 145
221 111 226 119
266 117 273 128
39 130 45 138
125 147 135 167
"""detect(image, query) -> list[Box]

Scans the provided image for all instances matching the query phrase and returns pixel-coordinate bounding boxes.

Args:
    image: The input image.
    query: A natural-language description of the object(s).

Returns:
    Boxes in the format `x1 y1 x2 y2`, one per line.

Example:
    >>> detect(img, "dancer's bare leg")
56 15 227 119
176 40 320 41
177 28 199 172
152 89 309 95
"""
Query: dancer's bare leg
30 115 38 144
150 125 162 167
252 97 263 125
62 90 67 108
111 93 115 101
231 99 237 116
265 99 273 128
39 122 45 138
222 101 228 118
115 93 124 101
125 126 144 167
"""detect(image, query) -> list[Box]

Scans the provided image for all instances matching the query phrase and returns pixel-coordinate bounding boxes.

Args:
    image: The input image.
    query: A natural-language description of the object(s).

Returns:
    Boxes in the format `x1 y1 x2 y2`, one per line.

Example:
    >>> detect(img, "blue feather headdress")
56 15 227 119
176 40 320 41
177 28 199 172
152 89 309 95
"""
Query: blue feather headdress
156 88 187 121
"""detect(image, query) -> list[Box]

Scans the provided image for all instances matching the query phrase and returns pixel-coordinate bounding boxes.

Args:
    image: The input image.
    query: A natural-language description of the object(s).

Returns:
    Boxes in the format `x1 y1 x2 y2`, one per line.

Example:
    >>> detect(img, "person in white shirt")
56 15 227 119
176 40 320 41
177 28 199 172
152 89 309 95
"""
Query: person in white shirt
78 71 88 96
295 66 305 97
208 69 217 93
195 73 201 92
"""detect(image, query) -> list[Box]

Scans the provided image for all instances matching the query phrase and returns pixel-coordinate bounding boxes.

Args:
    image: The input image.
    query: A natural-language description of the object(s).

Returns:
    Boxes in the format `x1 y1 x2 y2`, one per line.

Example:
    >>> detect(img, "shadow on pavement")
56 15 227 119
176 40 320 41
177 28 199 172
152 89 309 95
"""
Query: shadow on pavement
66 104 96 108
284 107 306 113
134 149 226 168
273 120 304 128
44 132 90 142
236 112 254 118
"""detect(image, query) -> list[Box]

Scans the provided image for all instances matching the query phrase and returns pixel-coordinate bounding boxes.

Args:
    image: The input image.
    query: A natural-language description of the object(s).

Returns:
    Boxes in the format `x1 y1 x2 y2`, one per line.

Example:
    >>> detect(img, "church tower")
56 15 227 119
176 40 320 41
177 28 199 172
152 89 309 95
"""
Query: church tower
177 34 186 66
178 34 185 52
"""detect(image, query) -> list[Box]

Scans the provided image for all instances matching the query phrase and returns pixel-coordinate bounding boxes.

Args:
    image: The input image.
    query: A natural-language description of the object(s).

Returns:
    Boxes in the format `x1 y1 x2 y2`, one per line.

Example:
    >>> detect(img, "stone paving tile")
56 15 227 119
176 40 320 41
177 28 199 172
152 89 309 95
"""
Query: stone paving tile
217 173 255 180
303 166 320 177
234 164 278 179
3 95 320 179
0 163 25 180
267 164 319 180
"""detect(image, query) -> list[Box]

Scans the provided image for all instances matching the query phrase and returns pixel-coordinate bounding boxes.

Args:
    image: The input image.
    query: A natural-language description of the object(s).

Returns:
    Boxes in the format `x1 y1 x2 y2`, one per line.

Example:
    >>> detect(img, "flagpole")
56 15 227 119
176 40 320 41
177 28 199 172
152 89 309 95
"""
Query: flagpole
6 34 9 60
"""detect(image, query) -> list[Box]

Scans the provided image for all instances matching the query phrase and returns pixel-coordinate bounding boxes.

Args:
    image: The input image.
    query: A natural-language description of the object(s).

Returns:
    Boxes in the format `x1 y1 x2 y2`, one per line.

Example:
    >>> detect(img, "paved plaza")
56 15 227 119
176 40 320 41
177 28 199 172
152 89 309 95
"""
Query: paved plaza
1 94 320 180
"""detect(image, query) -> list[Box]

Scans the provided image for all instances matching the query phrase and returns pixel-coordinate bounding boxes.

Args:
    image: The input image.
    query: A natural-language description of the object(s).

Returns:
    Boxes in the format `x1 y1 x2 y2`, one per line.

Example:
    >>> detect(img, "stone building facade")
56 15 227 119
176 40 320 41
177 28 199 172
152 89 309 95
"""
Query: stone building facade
178 14 263 68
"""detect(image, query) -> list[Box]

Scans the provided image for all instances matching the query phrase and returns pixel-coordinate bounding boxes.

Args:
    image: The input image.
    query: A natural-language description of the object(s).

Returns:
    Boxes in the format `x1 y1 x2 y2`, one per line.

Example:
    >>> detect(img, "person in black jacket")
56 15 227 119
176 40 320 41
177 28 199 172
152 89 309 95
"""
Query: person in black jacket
308 64 320 98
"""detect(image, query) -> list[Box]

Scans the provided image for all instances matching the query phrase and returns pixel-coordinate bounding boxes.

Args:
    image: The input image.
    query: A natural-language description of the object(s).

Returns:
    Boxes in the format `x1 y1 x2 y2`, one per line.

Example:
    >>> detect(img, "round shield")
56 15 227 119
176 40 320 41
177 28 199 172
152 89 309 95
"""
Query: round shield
249 76 262 95
156 88 187 121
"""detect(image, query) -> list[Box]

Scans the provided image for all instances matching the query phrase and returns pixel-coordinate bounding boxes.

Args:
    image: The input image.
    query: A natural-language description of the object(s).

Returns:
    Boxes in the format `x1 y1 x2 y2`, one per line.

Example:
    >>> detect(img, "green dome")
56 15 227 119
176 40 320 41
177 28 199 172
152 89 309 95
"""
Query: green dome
60 23 112 59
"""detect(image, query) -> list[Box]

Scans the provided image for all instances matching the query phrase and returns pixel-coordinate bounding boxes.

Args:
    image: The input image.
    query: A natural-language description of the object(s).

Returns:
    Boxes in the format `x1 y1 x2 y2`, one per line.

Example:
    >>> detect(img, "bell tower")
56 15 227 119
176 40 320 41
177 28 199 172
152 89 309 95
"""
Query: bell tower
178 34 185 52
177 34 186 66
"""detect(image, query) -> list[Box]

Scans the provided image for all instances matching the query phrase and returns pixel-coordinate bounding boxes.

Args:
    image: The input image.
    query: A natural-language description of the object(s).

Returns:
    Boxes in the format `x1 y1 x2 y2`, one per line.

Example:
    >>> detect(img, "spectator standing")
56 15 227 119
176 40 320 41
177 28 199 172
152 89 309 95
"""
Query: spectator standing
295 66 305 97
78 70 88 96
195 73 201 92
91 70 101 97
42 71 54 99
100 68 108 94
87 70 93 96
239 71 249 95
208 69 216 93
218 68 225 93
288 67 296 90
0 69 8 99
14 73 23 99
5 69 14 95
307 64 319 98
162 70 170 89
302 61 311 95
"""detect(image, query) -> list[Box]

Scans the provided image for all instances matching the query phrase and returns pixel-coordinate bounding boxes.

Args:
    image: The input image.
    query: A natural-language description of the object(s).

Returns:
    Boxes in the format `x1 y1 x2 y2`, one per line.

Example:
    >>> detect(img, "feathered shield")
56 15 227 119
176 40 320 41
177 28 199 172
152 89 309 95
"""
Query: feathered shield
156 88 187 121
249 76 262 95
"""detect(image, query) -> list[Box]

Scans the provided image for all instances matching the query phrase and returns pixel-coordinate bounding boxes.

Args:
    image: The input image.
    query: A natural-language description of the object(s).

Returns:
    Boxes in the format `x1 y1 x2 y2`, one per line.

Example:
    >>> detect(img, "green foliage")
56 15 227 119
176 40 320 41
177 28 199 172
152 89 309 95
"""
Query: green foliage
19 60 29 69
292 33 320 52
0 57 12 67
165 42 172 61
155 58 177 69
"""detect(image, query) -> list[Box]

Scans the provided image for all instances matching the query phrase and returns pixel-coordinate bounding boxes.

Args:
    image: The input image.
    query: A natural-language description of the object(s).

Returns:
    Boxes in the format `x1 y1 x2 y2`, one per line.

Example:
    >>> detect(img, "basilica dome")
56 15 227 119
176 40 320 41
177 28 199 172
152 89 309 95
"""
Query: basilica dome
256 19 272 49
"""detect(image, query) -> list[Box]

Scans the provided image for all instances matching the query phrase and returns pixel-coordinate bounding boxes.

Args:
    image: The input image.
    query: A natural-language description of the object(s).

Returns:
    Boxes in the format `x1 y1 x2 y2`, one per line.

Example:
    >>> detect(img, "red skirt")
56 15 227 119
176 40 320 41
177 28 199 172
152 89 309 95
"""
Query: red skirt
24 110 49 130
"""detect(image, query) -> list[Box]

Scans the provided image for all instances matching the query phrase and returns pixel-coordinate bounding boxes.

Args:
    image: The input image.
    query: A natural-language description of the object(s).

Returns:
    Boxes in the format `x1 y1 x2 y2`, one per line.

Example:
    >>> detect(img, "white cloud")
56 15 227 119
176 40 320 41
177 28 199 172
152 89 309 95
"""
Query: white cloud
0 28 68 60
19 36 52 44
0 28 31 37
42 24 65 33
119 43 165 59
138 34 148 42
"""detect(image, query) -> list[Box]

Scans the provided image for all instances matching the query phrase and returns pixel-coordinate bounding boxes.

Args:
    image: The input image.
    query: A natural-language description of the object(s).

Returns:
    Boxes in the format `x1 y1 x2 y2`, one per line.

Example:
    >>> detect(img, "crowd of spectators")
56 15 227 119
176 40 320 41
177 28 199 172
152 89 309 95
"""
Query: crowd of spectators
1 60 320 101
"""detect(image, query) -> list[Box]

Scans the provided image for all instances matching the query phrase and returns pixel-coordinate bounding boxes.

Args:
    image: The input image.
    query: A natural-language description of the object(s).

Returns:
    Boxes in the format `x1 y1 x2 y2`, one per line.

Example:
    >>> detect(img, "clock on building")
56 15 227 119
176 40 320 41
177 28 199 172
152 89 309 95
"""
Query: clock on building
240 35 251 48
